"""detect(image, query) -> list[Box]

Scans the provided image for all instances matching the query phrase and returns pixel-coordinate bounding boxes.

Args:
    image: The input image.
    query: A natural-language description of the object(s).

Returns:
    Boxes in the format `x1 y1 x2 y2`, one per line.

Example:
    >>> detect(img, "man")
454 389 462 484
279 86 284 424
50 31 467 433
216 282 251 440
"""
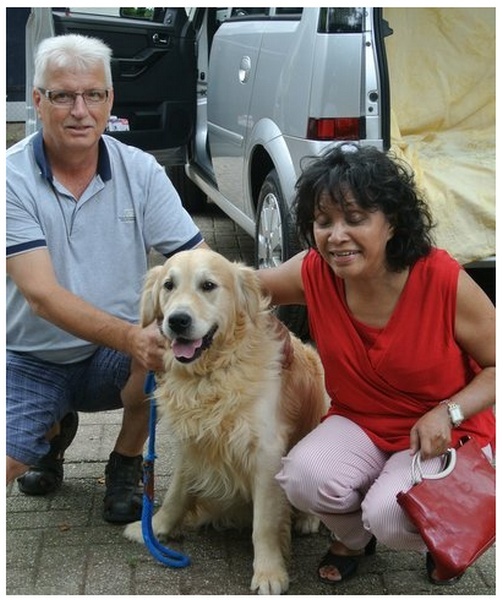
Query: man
6 34 208 523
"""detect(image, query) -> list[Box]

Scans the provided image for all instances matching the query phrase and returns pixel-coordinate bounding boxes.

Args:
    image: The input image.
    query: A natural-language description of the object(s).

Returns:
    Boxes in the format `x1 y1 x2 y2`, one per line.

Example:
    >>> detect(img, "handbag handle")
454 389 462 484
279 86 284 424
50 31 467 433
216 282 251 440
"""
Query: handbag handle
411 447 457 484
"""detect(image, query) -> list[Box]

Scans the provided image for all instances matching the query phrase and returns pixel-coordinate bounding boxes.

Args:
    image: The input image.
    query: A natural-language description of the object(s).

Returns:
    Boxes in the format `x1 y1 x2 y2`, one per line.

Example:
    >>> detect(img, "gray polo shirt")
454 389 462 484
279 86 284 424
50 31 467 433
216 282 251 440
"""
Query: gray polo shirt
6 131 203 364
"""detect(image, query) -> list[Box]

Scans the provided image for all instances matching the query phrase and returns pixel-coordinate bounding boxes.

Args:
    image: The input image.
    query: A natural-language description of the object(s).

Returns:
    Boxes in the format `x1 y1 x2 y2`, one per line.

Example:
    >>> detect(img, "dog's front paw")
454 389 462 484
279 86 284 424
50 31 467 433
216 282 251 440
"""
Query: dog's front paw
123 520 144 543
294 512 320 535
251 568 289 595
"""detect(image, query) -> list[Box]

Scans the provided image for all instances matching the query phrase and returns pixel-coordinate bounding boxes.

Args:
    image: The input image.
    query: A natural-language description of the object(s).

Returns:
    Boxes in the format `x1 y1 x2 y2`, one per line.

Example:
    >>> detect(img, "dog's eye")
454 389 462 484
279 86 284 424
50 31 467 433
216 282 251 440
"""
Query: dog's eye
201 280 217 292
163 279 174 292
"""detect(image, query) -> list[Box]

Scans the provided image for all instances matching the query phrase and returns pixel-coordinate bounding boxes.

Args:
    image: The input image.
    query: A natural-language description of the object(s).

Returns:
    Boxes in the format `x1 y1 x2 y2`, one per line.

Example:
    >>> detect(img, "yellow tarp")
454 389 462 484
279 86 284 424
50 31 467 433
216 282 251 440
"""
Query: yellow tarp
384 8 495 265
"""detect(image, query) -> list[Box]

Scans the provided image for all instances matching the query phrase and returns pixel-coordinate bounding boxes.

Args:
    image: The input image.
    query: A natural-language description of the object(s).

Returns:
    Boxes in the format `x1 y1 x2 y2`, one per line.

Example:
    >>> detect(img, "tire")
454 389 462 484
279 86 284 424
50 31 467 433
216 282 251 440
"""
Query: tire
168 165 207 214
255 169 310 340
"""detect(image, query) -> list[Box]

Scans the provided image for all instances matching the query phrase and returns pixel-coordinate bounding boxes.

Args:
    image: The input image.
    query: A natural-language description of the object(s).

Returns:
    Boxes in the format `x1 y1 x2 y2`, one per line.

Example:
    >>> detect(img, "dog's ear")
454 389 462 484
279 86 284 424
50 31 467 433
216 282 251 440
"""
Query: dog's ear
140 265 164 326
235 264 268 319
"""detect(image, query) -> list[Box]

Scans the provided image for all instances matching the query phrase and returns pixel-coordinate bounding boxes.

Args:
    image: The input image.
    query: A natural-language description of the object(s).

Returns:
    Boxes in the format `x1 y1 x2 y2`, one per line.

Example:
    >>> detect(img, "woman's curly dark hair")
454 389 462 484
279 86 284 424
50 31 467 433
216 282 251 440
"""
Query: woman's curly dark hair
294 144 435 272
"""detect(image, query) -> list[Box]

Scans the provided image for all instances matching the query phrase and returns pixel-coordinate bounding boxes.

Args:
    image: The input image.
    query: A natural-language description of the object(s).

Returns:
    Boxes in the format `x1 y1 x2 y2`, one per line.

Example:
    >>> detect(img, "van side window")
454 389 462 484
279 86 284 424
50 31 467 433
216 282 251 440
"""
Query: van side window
273 8 303 17
230 8 270 18
118 8 190 25
227 8 303 19
120 8 156 20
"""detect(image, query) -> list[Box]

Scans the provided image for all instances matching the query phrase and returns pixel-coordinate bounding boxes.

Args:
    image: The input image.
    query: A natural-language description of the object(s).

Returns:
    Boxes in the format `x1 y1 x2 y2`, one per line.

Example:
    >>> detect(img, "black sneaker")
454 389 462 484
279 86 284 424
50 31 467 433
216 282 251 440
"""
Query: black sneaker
103 451 143 524
17 412 79 495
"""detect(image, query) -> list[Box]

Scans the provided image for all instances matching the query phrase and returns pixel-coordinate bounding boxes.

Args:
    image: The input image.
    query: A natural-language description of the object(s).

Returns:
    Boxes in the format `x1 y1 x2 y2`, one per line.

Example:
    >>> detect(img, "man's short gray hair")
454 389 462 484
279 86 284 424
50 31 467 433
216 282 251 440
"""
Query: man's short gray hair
34 34 113 88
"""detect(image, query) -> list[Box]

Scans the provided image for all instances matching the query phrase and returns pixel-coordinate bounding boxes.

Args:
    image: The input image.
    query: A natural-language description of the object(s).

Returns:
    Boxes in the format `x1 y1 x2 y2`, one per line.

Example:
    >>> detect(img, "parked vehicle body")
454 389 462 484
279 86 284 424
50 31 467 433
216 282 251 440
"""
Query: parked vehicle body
24 7 495 328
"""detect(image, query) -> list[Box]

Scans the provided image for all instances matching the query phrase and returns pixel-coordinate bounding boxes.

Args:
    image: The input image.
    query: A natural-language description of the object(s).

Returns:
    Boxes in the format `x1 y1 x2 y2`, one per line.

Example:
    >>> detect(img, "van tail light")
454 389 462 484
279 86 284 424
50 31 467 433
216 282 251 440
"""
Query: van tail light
307 117 365 141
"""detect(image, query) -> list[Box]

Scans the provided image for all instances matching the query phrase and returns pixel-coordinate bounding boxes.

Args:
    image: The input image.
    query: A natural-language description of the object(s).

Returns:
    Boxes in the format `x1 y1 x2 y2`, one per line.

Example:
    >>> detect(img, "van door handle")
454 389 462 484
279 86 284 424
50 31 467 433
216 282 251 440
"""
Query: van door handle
239 56 251 83
152 33 168 46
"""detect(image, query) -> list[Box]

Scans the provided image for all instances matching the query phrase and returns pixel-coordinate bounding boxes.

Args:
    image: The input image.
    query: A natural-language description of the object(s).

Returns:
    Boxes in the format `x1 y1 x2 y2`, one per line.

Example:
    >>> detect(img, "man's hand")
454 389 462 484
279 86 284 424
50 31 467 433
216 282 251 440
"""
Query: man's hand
126 321 167 372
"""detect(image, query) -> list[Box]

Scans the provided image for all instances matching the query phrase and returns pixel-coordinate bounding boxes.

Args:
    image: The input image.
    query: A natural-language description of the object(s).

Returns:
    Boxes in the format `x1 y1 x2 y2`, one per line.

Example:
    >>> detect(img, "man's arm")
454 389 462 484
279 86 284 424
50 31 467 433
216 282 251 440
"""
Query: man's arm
7 248 165 371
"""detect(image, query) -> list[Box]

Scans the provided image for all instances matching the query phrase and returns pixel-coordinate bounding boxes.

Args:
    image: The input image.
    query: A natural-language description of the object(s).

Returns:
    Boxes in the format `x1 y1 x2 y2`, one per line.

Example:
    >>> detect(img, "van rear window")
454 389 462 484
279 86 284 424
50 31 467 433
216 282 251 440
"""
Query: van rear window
318 8 364 33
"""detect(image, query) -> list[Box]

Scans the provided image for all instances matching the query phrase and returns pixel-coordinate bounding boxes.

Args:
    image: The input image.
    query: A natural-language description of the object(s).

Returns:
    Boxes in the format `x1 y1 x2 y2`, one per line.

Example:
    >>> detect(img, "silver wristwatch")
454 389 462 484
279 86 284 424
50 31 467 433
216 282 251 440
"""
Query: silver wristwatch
443 400 464 428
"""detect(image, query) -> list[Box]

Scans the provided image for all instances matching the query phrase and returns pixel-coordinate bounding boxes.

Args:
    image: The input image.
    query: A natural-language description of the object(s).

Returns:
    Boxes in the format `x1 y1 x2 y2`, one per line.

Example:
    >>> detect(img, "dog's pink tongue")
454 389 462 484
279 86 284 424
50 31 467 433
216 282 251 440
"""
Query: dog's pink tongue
171 338 203 359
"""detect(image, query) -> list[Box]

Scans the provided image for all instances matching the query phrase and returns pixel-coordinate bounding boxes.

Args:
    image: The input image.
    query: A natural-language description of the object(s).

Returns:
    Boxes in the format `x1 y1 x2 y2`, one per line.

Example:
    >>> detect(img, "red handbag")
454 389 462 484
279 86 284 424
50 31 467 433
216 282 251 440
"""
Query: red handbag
396 436 495 581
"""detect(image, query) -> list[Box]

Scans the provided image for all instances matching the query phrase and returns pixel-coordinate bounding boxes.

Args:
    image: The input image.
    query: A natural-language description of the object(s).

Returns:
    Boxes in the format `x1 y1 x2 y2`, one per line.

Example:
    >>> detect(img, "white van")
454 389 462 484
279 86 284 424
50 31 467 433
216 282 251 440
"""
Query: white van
24 7 495 326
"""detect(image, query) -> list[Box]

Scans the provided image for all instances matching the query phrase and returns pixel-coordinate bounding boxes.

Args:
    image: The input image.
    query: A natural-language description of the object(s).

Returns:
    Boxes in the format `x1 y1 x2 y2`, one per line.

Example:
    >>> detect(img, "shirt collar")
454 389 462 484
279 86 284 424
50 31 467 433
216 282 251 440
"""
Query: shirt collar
33 129 112 182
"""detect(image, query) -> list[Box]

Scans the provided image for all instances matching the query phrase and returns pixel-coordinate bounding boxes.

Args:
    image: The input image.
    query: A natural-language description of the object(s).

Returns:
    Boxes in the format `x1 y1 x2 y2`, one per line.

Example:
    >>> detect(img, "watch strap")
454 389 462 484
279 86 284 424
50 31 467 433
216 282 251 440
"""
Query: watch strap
441 400 464 428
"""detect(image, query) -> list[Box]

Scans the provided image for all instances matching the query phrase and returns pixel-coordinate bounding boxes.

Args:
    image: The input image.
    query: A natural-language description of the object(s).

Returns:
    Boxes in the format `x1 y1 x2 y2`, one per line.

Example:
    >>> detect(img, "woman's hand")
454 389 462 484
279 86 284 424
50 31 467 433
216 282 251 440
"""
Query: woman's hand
409 404 452 459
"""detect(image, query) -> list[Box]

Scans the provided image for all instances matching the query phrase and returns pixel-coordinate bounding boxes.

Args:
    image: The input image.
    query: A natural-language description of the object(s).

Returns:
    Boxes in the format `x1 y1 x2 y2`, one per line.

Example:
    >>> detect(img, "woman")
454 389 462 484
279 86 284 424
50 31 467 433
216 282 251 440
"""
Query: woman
259 144 495 585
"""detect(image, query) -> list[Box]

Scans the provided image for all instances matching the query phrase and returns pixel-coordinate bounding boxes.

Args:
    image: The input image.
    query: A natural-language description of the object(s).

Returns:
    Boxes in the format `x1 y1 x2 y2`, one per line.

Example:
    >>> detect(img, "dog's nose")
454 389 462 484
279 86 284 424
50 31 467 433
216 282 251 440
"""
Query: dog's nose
168 311 192 334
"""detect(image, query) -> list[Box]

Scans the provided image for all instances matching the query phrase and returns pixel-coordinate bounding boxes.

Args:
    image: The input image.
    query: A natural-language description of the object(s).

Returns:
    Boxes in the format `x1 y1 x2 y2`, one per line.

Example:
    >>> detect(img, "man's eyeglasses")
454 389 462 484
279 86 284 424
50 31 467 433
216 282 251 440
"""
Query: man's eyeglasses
38 88 110 106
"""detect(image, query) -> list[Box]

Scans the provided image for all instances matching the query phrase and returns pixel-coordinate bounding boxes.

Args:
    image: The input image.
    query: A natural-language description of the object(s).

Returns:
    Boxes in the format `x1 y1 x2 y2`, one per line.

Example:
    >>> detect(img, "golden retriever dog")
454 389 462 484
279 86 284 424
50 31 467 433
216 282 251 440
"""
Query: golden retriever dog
124 248 328 594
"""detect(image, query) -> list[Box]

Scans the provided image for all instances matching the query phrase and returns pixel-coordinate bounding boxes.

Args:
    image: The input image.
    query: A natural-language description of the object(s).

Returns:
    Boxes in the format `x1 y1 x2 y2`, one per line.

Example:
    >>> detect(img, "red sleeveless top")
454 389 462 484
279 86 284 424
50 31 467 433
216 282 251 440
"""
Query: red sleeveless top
302 248 495 452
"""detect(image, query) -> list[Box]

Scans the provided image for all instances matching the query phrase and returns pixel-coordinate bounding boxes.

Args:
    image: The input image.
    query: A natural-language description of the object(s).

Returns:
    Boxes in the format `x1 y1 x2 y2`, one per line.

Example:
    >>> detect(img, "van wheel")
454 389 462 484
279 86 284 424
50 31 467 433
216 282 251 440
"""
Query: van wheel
168 165 207 214
255 169 309 340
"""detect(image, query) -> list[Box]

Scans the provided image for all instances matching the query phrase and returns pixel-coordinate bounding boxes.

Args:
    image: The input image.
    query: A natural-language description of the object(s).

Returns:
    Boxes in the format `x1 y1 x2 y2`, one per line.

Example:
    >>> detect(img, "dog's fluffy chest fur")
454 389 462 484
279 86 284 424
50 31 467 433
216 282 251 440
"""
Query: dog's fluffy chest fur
158 363 283 451
157 351 285 497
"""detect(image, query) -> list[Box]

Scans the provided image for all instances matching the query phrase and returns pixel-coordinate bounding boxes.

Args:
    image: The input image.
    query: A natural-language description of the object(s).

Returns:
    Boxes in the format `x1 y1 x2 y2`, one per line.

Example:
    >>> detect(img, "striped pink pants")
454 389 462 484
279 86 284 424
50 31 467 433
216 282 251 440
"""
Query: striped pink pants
276 415 474 552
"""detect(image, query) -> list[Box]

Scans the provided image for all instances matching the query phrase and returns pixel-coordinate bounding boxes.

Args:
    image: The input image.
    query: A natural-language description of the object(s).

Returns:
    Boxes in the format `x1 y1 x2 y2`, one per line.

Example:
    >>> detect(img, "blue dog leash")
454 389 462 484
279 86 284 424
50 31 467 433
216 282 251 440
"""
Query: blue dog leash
141 371 190 568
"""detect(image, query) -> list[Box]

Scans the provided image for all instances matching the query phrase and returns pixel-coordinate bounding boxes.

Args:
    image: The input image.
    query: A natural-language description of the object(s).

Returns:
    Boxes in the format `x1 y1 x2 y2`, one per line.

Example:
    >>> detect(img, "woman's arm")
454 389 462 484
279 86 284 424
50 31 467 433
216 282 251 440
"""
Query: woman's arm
449 269 495 417
256 250 307 306
410 269 495 458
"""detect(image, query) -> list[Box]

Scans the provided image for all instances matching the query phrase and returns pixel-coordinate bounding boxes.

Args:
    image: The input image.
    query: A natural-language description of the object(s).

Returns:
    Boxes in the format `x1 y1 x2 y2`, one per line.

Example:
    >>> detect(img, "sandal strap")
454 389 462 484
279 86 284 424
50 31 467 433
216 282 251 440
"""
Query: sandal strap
318 536 377 584
318 551 360 583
